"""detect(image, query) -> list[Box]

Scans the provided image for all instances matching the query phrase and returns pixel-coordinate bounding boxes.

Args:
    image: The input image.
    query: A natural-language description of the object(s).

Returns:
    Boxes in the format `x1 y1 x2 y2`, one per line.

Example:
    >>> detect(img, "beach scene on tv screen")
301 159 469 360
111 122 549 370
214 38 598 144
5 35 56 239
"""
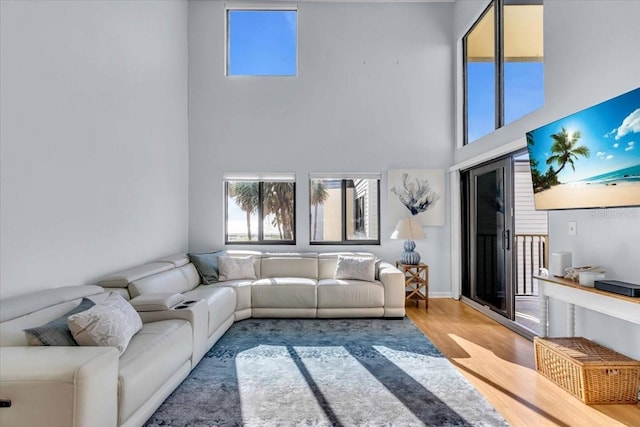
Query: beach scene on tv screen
527 87 640 210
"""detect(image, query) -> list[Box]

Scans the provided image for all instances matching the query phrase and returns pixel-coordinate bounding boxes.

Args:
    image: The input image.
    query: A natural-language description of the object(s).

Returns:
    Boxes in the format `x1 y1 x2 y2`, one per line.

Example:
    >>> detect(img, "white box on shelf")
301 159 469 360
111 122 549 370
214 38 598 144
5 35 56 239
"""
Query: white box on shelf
551 252 572 277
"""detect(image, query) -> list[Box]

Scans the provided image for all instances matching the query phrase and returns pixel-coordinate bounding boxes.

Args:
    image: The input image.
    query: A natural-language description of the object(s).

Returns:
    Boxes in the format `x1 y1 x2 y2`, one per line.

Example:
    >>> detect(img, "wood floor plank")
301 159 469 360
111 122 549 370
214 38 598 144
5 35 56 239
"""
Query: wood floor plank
406 299 640 427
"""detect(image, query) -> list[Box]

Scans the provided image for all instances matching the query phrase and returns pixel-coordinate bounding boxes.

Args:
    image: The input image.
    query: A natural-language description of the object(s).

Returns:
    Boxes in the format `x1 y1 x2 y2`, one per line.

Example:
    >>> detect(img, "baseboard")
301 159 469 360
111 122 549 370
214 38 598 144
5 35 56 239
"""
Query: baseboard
428 291 453 298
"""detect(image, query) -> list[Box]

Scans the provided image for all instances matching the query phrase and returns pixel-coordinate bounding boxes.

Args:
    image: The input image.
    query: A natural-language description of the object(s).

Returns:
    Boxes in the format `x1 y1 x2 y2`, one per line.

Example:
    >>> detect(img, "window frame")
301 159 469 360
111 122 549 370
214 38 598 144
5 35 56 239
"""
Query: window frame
224 5 298 77
309 176 381 246
224 176 296 245
463 0 543 145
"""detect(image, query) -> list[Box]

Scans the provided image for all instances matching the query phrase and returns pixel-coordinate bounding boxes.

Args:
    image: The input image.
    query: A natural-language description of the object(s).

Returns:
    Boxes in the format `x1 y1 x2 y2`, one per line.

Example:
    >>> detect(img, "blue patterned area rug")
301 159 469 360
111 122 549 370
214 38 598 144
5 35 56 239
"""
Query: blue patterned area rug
145 318 508 427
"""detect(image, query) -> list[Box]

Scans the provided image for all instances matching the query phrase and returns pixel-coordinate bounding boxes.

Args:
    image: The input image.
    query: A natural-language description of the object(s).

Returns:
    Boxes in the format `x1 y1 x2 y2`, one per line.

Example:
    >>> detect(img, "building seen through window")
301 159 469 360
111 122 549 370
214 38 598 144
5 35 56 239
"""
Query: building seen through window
310 175 380 244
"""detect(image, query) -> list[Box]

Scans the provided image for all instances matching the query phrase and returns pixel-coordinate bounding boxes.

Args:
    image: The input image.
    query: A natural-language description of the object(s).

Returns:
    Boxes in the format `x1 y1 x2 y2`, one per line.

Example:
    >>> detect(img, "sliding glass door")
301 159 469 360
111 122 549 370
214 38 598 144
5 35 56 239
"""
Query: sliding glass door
464 157 514 317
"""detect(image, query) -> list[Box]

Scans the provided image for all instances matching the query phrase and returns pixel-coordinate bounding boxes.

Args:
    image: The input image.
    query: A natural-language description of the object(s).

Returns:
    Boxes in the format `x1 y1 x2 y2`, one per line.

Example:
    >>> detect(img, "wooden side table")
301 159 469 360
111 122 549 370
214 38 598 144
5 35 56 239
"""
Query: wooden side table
396 262 429 309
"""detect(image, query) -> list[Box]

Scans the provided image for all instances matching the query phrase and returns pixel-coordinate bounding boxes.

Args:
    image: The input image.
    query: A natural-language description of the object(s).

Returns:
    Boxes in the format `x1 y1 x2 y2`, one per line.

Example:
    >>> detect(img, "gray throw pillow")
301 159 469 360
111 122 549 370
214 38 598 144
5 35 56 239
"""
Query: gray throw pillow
334 255 376 282
188 250 226 285
24 297 95 346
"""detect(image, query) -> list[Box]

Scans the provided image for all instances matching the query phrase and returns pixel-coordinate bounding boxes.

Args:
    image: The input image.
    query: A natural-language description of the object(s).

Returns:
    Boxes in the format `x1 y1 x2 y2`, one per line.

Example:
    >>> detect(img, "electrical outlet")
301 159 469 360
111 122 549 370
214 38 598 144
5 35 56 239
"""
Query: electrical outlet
568 221 577 236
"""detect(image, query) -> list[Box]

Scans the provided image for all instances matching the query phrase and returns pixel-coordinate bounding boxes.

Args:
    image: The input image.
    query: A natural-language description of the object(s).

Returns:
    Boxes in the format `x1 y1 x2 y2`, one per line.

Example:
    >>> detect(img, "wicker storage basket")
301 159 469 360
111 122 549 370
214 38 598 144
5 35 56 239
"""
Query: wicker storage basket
534 337 640 404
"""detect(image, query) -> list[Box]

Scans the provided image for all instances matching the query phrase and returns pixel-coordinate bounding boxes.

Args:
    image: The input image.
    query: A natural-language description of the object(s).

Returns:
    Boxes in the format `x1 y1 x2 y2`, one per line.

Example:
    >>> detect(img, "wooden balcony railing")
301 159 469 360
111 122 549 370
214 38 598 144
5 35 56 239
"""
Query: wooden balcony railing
515 234 548 296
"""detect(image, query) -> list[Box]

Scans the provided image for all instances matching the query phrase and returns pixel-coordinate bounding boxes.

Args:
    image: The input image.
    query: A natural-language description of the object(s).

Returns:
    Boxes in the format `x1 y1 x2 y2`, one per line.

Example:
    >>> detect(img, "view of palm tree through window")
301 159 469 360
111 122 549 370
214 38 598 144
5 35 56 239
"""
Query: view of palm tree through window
225 176 379 244
226 181 295 243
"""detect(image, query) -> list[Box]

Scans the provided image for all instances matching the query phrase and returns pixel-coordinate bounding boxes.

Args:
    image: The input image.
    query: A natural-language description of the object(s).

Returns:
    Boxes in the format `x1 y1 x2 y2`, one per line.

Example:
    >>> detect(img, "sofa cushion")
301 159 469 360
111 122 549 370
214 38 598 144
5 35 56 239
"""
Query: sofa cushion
0 285 104 324
118 319 192 424
68 293 142 355
188 251 225 285
218 256 257 280
97 262 174 288
156 253 190 268
129 293 185 312
252 278 317 308
214 280 253 313
128 266 198 299
334 255 375 282
101 287 131 301
182 286 237 336
23 298 95 346
179 264 201 288
260 256 318 279
317 279 385 308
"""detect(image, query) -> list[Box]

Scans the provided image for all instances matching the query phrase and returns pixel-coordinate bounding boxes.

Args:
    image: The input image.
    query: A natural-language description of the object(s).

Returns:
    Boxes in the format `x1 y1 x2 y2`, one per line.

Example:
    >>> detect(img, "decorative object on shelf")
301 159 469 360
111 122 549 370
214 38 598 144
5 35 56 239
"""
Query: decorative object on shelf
391 218 426 265
577 269 606 287
564 265 605 284
550 251 572 277
388 169 445 226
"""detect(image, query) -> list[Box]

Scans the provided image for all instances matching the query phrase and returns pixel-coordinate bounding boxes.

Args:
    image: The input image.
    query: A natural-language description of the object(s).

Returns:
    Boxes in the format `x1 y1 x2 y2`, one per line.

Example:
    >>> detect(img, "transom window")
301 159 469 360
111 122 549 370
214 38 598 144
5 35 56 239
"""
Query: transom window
464 0 544 144
226 7 297 76
309 174 380 245
224 174 296 244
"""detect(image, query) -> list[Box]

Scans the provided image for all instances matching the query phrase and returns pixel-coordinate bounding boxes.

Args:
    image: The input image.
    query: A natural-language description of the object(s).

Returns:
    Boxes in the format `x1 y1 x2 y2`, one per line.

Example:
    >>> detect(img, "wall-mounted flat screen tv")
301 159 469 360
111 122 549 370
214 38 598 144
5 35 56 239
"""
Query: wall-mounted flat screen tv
526 86 640 210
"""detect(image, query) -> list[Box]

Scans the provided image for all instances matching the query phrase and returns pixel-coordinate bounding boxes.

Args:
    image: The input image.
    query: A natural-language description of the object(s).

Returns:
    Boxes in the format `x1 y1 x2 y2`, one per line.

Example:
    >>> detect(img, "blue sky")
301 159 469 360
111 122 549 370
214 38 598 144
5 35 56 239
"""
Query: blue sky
527 87 640 183
467 62 544 143
228 10 297 76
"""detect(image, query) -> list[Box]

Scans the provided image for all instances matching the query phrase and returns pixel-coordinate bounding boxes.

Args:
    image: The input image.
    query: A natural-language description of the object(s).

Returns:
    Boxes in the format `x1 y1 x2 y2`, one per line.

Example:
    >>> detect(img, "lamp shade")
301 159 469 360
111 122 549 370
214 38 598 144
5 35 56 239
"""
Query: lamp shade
390 219 426 241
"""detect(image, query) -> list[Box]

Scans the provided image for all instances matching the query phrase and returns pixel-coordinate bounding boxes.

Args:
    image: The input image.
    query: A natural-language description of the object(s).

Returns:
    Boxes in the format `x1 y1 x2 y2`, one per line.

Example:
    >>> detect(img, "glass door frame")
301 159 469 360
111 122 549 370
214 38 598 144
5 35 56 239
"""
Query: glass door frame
462 155 515 320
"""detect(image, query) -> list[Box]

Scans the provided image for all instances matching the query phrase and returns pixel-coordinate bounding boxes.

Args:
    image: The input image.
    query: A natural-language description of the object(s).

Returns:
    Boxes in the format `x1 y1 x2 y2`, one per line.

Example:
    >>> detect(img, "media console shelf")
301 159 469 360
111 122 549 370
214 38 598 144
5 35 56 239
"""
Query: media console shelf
534 275 640 337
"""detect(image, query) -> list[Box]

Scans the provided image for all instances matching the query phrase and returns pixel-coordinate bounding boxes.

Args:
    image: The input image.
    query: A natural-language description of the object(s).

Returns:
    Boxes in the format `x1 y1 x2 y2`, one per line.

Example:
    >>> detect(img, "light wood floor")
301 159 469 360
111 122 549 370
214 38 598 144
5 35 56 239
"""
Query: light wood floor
406 299 640 427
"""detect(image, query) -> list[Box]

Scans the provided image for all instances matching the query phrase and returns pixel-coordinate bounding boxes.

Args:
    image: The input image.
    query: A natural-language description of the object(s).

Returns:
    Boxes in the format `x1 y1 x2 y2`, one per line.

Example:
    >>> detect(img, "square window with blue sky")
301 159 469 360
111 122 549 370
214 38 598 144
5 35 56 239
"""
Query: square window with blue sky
227 9 297 76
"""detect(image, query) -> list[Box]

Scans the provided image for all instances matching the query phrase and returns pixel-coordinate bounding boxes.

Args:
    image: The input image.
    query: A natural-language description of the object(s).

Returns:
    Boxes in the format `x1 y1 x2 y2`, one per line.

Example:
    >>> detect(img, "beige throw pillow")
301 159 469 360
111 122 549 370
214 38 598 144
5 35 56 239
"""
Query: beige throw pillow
334 255 375 282
68 293 142 355
218 256 257 280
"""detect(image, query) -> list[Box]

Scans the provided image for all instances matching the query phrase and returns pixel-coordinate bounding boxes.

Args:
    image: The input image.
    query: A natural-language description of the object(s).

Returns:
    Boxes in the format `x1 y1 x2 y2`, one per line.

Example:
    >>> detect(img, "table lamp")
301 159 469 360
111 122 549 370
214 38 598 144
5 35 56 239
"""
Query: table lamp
391 218 426 265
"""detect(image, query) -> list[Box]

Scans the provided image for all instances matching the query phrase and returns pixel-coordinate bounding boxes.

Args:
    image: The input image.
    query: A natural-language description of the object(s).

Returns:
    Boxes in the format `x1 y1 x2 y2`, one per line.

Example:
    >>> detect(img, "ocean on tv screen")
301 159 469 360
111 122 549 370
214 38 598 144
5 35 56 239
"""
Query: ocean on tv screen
526 87 640 210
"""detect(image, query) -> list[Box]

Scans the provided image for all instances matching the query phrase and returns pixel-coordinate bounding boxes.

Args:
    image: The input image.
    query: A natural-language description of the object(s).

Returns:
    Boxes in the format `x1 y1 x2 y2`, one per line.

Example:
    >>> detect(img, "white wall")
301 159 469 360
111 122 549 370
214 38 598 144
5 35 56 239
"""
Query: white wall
0 0 190 299
188 1 455 296
453 0 640 358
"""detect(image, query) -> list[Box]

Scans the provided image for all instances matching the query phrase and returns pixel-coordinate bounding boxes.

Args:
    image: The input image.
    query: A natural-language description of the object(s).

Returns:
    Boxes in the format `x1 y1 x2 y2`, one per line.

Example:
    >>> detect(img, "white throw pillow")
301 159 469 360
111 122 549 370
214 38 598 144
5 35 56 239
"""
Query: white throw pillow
218 256 257 280
334 255 375 282
67 293 142 355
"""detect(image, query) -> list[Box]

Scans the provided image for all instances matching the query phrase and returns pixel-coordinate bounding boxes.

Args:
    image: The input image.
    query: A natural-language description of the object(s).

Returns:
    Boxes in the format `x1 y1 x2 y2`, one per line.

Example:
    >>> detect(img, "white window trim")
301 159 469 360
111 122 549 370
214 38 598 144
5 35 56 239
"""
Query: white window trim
309 172 382 180
223 172 296 182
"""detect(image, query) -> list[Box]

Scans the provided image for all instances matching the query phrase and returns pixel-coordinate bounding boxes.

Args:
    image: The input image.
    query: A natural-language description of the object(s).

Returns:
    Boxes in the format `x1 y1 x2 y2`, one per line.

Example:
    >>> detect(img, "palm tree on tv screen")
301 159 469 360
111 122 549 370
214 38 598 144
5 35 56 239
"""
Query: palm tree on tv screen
546 127 590 180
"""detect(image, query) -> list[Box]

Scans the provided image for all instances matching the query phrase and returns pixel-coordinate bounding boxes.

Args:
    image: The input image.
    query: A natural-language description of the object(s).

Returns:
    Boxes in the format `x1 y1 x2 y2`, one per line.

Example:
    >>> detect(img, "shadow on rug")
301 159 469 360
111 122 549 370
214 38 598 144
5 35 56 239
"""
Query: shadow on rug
145 318 508 427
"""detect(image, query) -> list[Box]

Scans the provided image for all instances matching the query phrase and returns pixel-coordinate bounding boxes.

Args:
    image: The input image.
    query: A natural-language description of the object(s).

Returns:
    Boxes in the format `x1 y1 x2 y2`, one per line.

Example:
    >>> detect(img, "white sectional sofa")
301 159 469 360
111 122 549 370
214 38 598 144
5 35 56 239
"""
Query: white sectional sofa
0 251 405 427
0 285 195 427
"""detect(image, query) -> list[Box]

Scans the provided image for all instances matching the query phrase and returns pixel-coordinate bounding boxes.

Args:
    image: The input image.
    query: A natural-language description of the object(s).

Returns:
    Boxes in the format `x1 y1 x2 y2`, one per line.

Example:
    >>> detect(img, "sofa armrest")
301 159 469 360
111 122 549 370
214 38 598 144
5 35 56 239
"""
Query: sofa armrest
130 293 185 311
0 346 119 427
137 300 209 367
378 262 406 317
